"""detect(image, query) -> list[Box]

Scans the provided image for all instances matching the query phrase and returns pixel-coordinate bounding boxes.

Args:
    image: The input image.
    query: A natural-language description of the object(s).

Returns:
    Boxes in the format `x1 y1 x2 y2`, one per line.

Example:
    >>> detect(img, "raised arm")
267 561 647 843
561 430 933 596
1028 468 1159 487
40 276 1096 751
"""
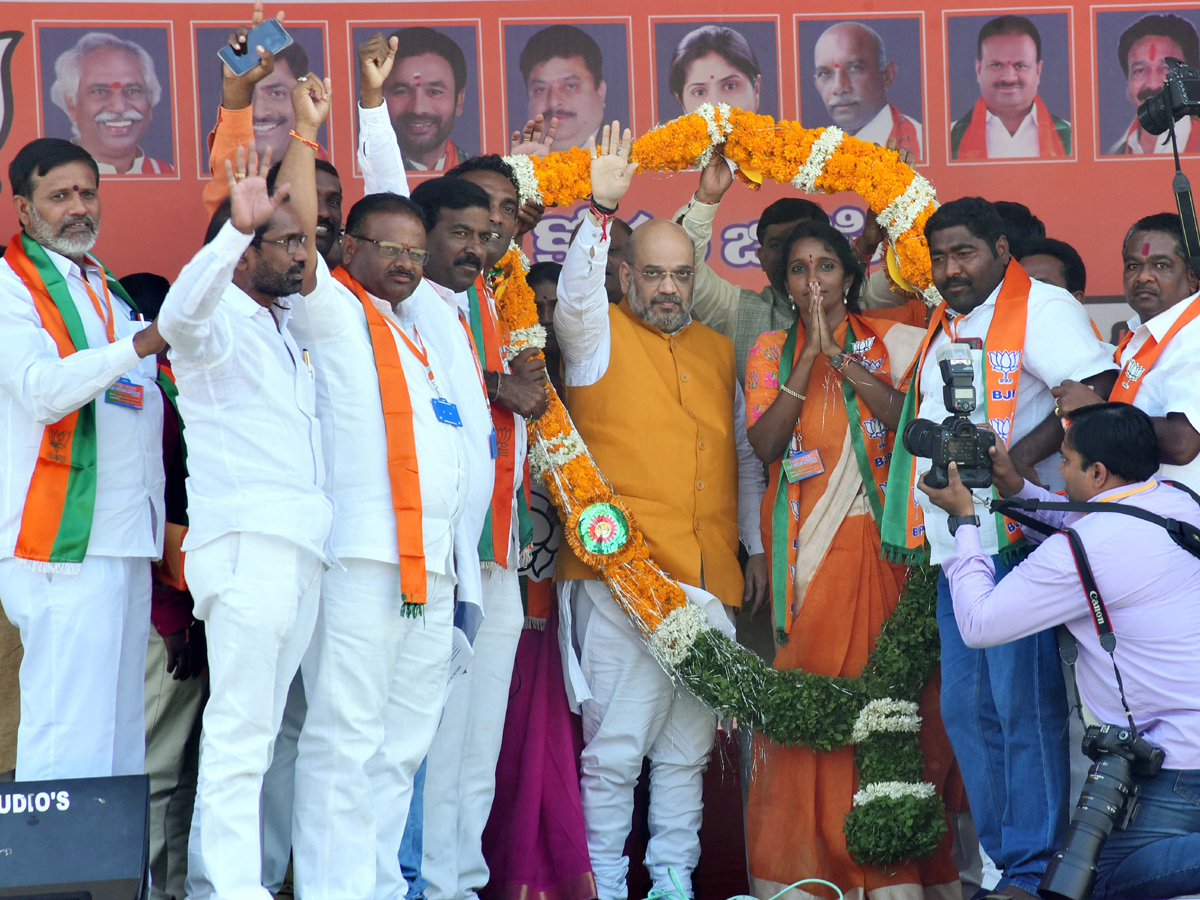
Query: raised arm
202 1 284 215
276 73 330 296
674 153 743 338
160 149 288 361
357 33 410 197
554 122 637 381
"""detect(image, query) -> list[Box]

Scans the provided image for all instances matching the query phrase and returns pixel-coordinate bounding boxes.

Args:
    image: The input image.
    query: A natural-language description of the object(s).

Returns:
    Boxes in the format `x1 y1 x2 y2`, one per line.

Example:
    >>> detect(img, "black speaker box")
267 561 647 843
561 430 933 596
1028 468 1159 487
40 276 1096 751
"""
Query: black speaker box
0 775 149 900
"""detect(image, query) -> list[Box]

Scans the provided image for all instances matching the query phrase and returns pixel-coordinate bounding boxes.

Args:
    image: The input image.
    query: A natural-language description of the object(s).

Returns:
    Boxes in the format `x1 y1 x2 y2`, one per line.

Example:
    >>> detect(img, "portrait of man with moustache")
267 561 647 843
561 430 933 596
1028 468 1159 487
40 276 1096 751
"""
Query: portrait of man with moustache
947 14 1072 160
193 25 329 166
46 29 175 175
375 25 479 172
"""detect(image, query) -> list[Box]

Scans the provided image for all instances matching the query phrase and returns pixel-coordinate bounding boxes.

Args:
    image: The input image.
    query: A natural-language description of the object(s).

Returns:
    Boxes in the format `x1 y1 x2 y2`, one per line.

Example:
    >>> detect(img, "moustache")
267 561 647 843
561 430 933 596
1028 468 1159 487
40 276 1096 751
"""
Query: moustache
398 113 442 127
541 108 574 120
453 252 482 271
829 96 862 107
59 215 98 236
94 108 145 123
316 217 339 236
940 277 972 290
1136 87 1164 104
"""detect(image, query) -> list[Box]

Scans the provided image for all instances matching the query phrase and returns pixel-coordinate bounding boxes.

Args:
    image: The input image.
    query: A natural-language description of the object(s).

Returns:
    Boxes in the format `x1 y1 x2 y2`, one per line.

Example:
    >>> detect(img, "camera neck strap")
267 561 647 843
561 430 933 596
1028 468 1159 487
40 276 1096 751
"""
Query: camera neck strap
987 495 1188 735
1060 526 1139 735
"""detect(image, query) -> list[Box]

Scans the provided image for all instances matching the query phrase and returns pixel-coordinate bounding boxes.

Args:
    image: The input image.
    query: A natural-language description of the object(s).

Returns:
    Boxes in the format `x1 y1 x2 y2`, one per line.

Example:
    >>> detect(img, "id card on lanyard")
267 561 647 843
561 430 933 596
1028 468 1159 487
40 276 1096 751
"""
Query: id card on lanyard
388 317 464 428
782 431 824 484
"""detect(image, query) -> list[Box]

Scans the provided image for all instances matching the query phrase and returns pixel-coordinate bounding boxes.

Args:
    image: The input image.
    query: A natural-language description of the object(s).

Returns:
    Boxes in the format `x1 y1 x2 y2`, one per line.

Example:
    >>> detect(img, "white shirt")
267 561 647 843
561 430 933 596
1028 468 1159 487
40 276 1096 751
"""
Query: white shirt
556 215 766 558
853 103 924 158
1119 291 1200 493
156 221 333 560
1112 115 1193 155
94 149 171 175
916 276 1117 563
358 100 529 564
288 257 470 575
0 246 165 560
984 104 1042 158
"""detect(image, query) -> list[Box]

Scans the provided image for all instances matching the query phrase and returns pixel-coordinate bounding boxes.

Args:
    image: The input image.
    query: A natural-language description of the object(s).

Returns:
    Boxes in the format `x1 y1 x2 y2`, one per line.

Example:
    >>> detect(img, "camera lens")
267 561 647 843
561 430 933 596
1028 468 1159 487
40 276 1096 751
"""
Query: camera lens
1039 755 1134 900
1137 89 1175 136
903 419 941 459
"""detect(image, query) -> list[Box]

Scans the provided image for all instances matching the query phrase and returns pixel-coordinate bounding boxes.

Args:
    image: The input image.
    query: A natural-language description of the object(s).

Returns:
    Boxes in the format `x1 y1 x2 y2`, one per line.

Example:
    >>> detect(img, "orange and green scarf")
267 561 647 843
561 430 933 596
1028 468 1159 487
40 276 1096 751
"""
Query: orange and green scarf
7 231 140 572
469 274 532 566
769 313 899 635
332 266 428 610
1109 294 1200 403
882 259 1032 562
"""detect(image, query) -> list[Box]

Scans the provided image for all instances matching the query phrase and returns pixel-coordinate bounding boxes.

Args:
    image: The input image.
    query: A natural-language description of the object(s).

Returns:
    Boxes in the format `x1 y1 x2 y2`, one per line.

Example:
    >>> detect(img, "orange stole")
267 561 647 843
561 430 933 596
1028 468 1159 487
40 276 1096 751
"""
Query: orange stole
331 266 427 604
955 96 1067 159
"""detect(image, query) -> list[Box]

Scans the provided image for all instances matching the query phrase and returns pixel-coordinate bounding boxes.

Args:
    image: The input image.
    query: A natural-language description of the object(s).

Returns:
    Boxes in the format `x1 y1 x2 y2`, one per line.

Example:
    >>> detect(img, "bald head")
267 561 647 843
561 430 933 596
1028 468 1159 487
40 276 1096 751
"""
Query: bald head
619 220 696 333
814 22 894 133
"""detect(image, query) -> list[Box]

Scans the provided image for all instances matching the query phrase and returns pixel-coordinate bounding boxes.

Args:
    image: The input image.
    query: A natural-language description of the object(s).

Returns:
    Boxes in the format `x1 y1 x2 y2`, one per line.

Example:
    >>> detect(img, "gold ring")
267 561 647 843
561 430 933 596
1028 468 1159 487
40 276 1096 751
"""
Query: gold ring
1054 402 1062 417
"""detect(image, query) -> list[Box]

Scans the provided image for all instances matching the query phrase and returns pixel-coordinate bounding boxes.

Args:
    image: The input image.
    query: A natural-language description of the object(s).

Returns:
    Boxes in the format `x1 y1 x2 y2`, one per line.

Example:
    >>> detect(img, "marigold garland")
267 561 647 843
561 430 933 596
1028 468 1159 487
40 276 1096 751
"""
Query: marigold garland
492 244 946 866
503 102 942 305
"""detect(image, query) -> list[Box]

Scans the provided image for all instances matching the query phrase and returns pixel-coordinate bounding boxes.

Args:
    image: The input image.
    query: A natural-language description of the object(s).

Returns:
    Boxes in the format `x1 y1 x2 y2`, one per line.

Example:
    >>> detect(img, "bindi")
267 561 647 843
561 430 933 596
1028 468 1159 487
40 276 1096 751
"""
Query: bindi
1142 242 1152 256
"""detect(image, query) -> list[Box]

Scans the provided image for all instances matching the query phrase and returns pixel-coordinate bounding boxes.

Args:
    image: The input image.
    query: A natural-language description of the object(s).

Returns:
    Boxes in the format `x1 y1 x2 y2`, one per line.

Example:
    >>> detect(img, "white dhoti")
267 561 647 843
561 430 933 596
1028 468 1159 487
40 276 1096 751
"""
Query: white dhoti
568 579 717 900
422 563 523 900
0 555 152 780
184 532 322 900
293 559 455 900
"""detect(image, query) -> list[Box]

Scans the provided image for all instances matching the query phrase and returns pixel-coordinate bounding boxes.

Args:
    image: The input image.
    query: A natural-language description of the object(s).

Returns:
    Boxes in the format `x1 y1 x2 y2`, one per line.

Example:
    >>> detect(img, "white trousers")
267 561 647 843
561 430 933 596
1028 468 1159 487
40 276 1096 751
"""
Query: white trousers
184 533 322 900
293 559 454 900
0 555 152 780
422 564 523 900
573 581 715 900
260 671 305 892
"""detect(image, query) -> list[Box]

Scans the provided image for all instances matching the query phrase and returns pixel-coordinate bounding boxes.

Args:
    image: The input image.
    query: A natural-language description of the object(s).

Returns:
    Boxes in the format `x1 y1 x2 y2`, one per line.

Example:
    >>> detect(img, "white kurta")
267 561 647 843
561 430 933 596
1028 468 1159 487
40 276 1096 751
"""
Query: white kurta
289 257 477 900
157 220 333 900
0 243 164 781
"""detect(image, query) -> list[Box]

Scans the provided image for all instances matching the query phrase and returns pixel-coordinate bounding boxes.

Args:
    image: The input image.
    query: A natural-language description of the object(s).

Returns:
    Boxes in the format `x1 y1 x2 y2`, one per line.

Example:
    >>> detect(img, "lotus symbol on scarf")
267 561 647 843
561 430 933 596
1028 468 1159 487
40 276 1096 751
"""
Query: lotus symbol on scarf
986 349 1021 385
863 417 888 448
988 417 1012 445
1121 360 1146 389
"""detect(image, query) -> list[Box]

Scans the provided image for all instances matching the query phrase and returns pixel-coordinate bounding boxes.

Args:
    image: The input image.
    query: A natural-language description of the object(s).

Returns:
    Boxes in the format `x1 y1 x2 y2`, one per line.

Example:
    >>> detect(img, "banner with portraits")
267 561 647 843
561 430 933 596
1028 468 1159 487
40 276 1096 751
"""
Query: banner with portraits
2 0 1198 298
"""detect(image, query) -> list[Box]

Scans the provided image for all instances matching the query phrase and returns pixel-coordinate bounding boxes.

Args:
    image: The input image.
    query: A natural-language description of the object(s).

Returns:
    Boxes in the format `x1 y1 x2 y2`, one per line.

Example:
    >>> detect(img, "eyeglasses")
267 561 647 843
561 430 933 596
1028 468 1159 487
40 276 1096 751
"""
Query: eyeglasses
257 234 307 254
352 236 430 265
637 266 695 285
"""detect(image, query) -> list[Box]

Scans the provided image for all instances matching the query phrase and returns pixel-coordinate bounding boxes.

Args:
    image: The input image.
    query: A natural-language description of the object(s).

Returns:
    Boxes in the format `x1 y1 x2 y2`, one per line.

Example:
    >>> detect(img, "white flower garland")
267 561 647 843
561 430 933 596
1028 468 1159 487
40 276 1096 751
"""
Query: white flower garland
649 603 709 667
850 698 921 744
694 102 735 168
852 780 936 807
501 154 542 207
791 126 845 194
506 324 547 354
878 174 938 243
528 432 588 479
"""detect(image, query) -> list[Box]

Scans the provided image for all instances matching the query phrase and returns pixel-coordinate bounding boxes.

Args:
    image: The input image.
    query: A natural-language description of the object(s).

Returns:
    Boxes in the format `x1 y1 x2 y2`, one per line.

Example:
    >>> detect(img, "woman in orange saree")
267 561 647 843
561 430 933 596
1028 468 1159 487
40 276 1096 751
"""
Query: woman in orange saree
743 220 960 900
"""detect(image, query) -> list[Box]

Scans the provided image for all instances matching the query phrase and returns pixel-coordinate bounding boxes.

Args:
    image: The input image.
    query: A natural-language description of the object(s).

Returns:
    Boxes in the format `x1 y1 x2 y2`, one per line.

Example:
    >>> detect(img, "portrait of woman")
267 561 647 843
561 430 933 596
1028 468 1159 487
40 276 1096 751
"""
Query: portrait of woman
668 25 762 114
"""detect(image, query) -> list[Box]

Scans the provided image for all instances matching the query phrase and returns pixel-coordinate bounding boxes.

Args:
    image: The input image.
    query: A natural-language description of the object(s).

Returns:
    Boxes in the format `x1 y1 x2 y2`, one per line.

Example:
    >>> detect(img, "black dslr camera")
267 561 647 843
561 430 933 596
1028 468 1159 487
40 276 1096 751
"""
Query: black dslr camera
902 344 995 489
1136 57 1200 136
1039 724 1166 900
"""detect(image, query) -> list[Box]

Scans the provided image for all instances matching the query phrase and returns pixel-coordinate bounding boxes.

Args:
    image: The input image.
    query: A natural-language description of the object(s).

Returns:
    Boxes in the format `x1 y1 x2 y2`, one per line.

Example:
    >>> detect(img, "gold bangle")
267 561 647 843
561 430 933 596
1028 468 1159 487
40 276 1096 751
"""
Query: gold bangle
779 384 806 401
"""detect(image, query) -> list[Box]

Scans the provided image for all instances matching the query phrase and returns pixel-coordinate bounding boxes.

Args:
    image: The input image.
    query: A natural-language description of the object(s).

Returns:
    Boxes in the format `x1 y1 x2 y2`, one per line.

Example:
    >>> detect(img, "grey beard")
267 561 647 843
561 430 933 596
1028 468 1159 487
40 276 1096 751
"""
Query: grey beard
628 284 690 333
27 206 98 258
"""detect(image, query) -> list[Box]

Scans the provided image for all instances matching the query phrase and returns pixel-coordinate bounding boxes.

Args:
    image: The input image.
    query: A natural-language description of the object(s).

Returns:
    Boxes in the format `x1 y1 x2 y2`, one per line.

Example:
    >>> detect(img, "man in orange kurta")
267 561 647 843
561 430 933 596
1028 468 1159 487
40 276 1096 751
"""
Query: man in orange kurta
553 125 767 900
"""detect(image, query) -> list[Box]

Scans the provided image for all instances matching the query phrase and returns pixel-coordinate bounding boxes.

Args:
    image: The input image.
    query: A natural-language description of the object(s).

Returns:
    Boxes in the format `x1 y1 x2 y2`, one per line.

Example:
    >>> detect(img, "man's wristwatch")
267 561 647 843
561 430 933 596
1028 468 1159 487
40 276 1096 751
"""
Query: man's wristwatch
829 352 851 373
947 514 981 536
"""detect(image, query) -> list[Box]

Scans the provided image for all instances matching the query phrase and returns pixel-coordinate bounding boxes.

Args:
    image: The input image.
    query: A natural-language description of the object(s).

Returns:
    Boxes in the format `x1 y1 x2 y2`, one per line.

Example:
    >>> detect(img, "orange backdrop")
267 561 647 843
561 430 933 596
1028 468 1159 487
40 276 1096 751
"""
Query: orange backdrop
1 0 1197 299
